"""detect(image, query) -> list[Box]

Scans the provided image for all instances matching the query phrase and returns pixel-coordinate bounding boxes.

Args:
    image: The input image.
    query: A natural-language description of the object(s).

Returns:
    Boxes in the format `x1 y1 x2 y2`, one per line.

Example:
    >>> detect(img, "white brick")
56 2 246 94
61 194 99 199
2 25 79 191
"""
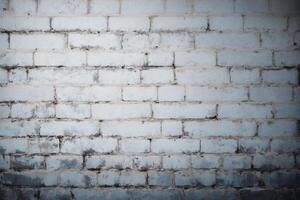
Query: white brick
0 138 28 154
121 0 164 15
223 155 251 169
0 51 33 66
0 17 49 31
52 17 106 31
35 51 86 67
0 0 8 15
59 171 96 187
0 120 37 136
196 33 259 49
274 51 300 67
0 69 8 83
56 86 121 102
10 33 65 50
218 104 273 119
46 155 82 170
148 171 173 186
0 34 8 49
98 170 146 186
269 0 300 14
69 33 121 50
98 69 140 85
90 0 119 15
109 17 150 32
123 86 157 101
40 121 99 136
152 16 207 31
201 139 237 153
259 120 298 137
56 104 90 119
8 69 27 83
158 85 184 102
261 32 292 49
101 121 160 137
191 155 220 169
10 0 36 15
120 139 150 153
0 105 9 118
28 138 59 154
289 16 300 31
122 33 149 50
209 15 243 31
235 0 269 13
186 86 248 102
175 51 216 67
185 120 256 137
88 52 146 67
0 86 54 101
218 50 272 67
153 103 216 119
38 0 87 15
29 69 96 85
230 68 260 84
61 138 117 154
274 104 300 118
11 103 55 119
133 156 161 170
244 16 287 31
165 0 193 14
271 138 300 153
92 103 151 119
163 155 190 169
176 68 230 84
159 33 193 50
239 138 269 153
86 155 132 170
148 51 173 66
253 154 295 169
175 171 216 187
141 68 174 84
152 139 199 153
162 120 182 136
194 0 234 14
250 87 293 102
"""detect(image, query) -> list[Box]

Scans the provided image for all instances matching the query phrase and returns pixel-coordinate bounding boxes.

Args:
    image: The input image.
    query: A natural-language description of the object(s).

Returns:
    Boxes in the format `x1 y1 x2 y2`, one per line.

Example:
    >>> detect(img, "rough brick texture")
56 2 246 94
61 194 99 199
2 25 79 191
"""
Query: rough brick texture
0 0 299 199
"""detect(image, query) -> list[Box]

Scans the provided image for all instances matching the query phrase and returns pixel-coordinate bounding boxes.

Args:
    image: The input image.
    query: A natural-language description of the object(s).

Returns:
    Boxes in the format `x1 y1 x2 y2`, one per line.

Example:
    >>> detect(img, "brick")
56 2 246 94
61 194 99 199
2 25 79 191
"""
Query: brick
122 33 149 50
28 138 59 154
274 104 300 118
0 17 49 31
133 156 161 170
201 139 237 153
0 0 8 15
153 103 216 119
262 69 298 84
186 86 248 102
289 16 300 31
123 86 157 101
196 32 259 49
158 85 184 102
244 16 287 31
0 155 10 170
8 69 27 83
159 33 193 50
176 68 230 84
235 0 269 13
120 139 150 153
98 170 146 186
295 87 300 101
72 189 129 200
259 120 298 137
109 17 150 32
101 121 160 137
38 0 87 15
10 155 45 170
191 155 220 169
0 51 33 66
40 188 72 200
239 138 270 153
52 17 106 31
185 189 237 200
253 154 295 170
92 103 151 119
56 104 90 119
11 33 65 50
148 51 173 66
88 52 146 67
163 155 190 169
271 138 300 153
274 51 300 67
40 120 99 136
0 105 9 119
34 51 86 67
218 104 273 119
263 170 300 188
261 32 292 49
152 139 199 154
130 189 183 200
98 69 140 85
11 103 55 119
162 120 182 136
0 69 8 83
61 137 117 154
0 138 28 154
9 0 36 15
185 120 256 137
175 170 216 187
218 50 272 67
90 0 119 15
152 16 207 31
230 68 260 84
86 155 132 170
194 0 234 14
249 86 293 102
210 15 243 31
121 0 164 15
0 86 54 102
0 33 8 49
165 0 193 14
29 69 96 85
46 155 82 170
223 155 251 169
0 120 37 136
216 171 259 187
59 171 97 187
148 171 173 186
175 51 216 67
141 68 174 84
269 0 300 14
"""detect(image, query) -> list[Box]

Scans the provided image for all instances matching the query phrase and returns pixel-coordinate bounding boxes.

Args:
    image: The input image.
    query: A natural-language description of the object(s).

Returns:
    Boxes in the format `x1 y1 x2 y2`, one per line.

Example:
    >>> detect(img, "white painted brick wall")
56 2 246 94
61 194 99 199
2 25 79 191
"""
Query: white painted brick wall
0 0 299 198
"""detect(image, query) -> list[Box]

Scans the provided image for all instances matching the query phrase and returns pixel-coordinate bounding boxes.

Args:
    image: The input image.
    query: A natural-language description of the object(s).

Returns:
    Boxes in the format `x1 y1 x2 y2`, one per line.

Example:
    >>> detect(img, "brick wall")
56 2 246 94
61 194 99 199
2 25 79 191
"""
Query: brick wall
0 0 299 199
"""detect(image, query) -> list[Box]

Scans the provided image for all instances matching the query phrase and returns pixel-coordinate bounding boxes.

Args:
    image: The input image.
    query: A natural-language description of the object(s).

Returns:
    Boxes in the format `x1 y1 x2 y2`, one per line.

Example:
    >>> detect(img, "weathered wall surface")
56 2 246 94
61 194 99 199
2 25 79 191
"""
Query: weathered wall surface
0 0 299 199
